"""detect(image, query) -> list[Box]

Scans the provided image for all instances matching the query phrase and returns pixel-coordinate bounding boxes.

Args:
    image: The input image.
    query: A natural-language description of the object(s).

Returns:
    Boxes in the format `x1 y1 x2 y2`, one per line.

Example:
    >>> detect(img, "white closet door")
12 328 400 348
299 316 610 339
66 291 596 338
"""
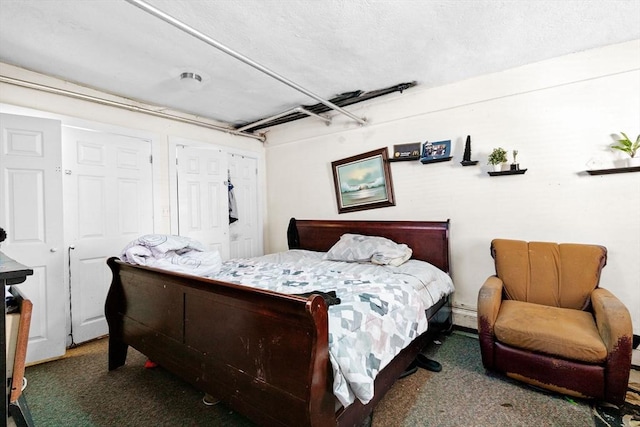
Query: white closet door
64 127 153 344
0 113 66 364
177 145 229 259
228 154 262 259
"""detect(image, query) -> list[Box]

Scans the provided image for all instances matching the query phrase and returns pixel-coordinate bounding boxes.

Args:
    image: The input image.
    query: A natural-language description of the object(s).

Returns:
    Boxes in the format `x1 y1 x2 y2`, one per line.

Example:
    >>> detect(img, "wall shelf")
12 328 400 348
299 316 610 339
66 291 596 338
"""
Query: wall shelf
388 156 420 163
586 166 640 175
488 169 527 176
420 156 453 164
388 156 454 164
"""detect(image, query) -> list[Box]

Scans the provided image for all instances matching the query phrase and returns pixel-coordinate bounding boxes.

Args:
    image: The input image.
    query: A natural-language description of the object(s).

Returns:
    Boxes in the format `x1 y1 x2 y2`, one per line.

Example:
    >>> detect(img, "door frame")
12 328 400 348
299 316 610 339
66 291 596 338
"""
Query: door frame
168 137 264 256
1 103 162 350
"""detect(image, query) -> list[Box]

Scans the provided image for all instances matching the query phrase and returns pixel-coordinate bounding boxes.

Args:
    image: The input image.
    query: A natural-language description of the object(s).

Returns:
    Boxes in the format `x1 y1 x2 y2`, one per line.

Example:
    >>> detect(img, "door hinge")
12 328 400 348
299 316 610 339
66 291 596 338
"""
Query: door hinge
149 155 153 164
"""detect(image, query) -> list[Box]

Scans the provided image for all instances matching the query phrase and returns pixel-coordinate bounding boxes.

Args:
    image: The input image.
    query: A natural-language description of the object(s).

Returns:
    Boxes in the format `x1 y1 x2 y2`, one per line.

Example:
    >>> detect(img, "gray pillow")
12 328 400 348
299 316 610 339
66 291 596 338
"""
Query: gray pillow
324 234 413 266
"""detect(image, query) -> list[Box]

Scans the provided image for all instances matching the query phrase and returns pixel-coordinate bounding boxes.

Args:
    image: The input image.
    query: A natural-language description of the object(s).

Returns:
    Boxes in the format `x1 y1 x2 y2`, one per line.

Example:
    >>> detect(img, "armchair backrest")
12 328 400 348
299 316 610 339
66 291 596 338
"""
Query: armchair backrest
491 239 607 310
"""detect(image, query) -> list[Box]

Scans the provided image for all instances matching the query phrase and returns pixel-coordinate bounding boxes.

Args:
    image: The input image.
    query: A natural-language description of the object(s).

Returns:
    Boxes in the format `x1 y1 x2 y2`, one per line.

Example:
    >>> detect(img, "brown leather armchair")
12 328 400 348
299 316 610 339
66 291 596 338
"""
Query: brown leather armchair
477 239 632 405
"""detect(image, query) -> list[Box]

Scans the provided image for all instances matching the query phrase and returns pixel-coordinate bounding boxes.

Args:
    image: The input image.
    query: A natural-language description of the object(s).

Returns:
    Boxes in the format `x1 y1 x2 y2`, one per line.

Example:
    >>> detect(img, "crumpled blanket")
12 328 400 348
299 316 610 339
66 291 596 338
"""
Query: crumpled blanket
120 234 222 276
211 257 446 407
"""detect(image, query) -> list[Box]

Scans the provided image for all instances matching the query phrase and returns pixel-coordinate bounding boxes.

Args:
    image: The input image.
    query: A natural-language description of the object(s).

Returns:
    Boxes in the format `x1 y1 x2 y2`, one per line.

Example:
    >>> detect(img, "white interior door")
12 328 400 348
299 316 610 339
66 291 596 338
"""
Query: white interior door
227 154 262 259
177 145 229 259
64 127 153 345
0 113 66 364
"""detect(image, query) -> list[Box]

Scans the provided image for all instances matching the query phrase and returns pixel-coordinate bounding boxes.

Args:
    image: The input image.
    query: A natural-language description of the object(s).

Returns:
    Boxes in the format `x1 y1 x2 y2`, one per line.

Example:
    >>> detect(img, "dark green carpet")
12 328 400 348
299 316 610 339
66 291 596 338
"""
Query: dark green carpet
22 338 253 426
21 332 598 426
372 331 595 427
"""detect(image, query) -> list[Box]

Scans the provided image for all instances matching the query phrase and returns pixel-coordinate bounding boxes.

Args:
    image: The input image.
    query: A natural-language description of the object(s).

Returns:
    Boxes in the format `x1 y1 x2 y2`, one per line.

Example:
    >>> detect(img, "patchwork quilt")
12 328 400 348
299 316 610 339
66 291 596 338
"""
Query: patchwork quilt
209 251 454 407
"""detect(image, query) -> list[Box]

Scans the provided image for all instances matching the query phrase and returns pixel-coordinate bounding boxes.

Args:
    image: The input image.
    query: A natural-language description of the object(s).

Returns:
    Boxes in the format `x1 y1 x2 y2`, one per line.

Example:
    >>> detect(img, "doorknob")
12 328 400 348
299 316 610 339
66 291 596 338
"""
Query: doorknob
50 248 58 252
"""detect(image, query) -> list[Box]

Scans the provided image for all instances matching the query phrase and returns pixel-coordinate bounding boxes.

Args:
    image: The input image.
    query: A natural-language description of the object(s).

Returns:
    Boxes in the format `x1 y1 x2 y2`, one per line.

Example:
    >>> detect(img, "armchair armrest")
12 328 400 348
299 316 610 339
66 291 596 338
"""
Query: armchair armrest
591 287 633 404
477 276 504 369
478 276 503 331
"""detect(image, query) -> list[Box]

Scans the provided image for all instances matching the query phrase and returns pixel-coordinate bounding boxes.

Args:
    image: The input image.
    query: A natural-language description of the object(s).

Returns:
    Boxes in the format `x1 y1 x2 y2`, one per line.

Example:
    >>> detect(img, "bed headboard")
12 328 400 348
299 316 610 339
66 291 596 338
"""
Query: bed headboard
287 218 450 273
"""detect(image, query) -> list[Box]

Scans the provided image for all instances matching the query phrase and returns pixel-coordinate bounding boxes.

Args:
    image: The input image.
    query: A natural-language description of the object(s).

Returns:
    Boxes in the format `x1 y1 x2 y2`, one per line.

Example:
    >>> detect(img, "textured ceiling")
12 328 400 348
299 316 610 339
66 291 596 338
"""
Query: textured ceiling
1 0 639 131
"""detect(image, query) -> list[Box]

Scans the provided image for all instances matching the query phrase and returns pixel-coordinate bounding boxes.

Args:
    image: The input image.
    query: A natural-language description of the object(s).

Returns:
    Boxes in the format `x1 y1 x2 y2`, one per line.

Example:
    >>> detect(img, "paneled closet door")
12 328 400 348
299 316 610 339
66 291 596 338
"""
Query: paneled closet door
0 113 66 364
63 127 153 345
176 145 229 260
227 153 262 259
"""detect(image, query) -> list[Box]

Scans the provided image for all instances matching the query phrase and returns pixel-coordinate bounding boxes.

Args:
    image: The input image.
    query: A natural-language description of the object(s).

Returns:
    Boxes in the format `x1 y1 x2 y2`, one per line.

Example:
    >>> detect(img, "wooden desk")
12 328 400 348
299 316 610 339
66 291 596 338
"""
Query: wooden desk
1 251 34 426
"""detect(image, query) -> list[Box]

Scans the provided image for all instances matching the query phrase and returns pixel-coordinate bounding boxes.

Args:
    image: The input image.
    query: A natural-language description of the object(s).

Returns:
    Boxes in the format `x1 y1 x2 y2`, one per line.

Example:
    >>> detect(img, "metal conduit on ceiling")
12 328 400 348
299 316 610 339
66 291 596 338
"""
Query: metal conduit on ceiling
0 75 266 141
125 0 368 133
1 1 416 142
238 82 417 132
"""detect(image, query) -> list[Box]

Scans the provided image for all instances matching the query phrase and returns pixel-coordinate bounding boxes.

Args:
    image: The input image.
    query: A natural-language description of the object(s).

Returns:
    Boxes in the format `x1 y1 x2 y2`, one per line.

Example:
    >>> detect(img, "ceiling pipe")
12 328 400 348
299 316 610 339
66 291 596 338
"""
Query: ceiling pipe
0 75 266 142
124 0 367 127
235 108 300 133
241 82 416 132
294 107 332 125
235 107 330 132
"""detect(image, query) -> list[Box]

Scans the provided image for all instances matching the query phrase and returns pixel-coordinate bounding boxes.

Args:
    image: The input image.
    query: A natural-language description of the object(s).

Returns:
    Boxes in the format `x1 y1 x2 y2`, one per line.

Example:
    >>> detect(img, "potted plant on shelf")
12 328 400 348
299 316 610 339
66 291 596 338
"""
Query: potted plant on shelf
488 147 508 172
611 132 640 167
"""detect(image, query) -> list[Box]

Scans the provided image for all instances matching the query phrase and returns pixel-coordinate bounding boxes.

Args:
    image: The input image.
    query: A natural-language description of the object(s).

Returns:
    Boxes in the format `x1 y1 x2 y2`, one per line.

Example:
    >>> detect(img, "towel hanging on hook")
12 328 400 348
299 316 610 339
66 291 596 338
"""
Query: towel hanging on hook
228 170 238 224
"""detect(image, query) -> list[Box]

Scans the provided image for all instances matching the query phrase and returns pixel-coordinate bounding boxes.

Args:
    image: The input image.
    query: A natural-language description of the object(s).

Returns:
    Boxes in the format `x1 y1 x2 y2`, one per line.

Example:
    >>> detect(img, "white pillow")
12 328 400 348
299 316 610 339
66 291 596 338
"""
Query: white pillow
324 234 413 266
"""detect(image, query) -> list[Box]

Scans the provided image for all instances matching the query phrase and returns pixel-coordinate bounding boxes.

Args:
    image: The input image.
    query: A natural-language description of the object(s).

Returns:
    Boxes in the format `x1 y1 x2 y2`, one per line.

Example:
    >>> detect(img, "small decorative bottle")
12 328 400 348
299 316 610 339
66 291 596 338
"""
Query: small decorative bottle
510 150 520 171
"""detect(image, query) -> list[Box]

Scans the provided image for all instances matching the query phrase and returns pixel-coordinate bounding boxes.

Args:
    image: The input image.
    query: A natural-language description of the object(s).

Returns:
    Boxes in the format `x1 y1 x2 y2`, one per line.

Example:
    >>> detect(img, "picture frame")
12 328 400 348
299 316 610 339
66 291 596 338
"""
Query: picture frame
392 142 421 161
331 147 395 214
421 140 451 161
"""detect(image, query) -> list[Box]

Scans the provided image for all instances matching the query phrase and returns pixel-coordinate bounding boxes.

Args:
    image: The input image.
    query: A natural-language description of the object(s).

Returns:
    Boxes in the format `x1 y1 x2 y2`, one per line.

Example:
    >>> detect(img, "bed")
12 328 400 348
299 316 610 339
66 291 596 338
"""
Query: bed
105 218 453 426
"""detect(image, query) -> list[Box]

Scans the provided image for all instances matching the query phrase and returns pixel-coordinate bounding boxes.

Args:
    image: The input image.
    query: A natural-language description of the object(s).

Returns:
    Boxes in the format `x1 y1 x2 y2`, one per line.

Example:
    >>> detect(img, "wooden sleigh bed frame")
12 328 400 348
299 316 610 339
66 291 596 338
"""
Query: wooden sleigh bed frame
105 218 452 426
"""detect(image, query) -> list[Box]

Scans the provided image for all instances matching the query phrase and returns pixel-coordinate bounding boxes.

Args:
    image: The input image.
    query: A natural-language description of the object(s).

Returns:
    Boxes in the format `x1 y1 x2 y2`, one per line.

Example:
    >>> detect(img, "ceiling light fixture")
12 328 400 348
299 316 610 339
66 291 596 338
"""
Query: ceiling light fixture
179 72 203 91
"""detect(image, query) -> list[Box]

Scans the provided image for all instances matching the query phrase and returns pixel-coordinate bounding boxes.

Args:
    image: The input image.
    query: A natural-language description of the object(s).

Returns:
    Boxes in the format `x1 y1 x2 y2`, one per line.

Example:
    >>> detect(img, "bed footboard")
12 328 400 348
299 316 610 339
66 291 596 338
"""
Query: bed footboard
105 257 336 427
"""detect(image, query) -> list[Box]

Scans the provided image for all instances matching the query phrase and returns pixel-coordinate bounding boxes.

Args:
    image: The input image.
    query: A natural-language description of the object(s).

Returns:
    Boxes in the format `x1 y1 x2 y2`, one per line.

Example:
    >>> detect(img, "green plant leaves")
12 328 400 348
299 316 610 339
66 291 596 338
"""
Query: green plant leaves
612 132 640 157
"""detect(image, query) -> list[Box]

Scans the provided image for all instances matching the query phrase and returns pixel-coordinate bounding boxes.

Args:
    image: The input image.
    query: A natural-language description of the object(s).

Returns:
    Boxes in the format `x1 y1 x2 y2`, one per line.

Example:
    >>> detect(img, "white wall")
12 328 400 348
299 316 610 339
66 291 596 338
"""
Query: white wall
0 63 266 235
264 40 640 333
2 41 637 333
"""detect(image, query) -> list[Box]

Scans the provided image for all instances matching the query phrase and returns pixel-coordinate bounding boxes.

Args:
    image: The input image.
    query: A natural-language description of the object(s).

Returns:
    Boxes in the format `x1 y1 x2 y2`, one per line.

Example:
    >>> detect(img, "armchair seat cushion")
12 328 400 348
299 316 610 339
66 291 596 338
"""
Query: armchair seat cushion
494 300 607 364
